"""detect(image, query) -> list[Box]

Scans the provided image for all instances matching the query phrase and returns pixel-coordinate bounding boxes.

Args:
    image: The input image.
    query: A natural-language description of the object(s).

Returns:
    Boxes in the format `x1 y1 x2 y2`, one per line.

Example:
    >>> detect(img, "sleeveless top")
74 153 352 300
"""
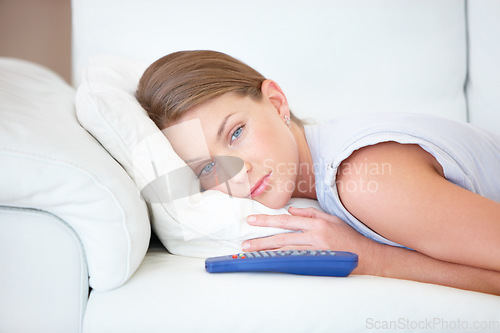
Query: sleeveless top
304 112 500 248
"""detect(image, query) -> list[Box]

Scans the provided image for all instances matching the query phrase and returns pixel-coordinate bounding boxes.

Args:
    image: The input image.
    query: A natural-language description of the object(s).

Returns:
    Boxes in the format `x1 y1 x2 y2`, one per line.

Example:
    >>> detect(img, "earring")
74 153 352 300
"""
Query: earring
284 115 291 127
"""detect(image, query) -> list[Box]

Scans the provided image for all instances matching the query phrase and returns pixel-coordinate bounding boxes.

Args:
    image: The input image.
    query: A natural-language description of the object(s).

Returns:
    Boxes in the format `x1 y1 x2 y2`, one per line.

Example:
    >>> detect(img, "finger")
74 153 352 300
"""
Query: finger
289 206 343 223
288 206 325 219
242 232 311 252
247 214 314 231
273 245 313 251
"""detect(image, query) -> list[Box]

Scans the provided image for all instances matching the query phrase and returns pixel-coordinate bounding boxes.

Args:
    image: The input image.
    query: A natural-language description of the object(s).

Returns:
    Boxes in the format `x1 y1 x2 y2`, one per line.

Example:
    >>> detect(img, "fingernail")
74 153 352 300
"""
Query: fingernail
247 216 256 224
242 242 250 250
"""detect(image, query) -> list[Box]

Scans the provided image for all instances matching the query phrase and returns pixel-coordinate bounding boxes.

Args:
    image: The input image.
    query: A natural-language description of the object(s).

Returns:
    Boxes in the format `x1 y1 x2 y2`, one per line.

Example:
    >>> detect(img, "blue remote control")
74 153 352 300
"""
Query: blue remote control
205 250 358 277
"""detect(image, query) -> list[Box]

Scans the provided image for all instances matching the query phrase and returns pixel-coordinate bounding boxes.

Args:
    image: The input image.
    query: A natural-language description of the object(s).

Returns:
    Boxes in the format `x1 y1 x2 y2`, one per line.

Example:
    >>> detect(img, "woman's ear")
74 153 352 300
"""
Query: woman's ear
260 79 290 117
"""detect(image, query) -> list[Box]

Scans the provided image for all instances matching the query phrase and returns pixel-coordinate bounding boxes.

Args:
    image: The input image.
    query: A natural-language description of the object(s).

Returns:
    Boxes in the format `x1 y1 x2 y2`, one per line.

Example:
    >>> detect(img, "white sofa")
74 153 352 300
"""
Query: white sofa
1 1 500 332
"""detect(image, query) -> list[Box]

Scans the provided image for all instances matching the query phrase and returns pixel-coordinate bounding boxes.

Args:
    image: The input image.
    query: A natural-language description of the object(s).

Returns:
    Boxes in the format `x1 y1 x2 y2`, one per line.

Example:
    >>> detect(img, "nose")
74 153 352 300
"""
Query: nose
244 160 252 173
228 159 250 184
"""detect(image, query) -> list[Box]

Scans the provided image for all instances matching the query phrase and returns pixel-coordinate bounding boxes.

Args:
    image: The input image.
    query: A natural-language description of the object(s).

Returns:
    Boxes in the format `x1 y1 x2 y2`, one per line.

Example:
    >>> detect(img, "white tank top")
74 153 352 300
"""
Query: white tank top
304 112 500 248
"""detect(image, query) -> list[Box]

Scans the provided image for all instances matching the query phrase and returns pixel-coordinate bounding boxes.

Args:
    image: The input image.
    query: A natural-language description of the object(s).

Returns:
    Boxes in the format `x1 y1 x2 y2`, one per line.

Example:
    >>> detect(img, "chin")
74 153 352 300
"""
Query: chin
257 193 291 210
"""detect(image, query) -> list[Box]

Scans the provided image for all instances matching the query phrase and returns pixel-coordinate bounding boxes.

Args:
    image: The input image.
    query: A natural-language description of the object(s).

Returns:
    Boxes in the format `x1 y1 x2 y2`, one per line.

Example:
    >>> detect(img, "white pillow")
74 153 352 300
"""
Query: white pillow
0 58 150 291
75 56 319 258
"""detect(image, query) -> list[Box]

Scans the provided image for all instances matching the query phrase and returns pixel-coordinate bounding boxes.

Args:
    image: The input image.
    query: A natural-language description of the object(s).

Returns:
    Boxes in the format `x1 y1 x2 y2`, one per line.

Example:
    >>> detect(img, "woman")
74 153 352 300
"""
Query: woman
136 50 500 295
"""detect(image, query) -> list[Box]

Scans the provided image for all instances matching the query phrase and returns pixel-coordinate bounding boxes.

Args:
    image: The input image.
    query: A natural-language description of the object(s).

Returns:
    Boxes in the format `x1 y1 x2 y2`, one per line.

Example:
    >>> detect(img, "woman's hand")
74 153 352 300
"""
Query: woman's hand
241 206 500 295
242 206 383 275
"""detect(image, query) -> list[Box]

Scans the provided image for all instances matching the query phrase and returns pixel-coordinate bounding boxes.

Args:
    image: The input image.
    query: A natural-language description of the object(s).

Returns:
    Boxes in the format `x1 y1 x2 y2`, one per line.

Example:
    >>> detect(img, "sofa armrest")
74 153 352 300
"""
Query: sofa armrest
0 57 151 291
0 207 88 333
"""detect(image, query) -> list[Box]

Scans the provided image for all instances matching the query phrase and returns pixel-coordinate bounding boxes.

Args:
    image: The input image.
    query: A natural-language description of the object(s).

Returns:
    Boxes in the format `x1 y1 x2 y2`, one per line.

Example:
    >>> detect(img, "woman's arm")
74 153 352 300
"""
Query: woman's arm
336 141 500 272
374 239 500 295
243 207 500 295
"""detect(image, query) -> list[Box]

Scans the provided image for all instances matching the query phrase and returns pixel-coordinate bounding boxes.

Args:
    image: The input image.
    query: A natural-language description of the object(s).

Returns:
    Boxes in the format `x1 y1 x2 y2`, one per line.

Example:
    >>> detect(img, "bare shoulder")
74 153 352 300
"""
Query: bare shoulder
337 141 444 180
336 141 444 241
336 141 444 193
336 141 500 271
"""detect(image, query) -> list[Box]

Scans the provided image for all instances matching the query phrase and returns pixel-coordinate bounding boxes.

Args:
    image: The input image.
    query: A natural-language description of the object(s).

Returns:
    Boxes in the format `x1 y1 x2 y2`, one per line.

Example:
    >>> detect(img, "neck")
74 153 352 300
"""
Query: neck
290 122 317 200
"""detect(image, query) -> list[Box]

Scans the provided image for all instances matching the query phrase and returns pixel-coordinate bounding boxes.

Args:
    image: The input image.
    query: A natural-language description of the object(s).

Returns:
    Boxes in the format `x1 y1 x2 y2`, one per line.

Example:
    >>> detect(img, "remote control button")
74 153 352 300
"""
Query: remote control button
268 251 277 257
232 254 238 258
260 251 270 257
252 252 262 257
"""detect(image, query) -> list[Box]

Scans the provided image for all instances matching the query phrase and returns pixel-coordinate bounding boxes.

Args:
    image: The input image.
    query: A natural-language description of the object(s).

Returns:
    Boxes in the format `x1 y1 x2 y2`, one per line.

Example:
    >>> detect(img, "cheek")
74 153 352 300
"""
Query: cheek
202 174 250 198
251 122 297 158
274 131 300 174
201 180 232 196
211 182 230 194
264 141 299 202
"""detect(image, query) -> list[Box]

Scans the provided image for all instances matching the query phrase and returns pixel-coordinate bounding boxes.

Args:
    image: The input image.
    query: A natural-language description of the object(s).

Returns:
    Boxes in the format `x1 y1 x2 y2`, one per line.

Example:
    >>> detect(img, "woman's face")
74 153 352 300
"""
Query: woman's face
164 89 300 209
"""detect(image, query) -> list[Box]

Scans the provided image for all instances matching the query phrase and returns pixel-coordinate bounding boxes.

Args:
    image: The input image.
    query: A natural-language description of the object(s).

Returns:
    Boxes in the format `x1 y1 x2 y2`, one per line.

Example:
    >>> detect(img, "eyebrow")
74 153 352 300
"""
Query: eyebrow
217 113 236 140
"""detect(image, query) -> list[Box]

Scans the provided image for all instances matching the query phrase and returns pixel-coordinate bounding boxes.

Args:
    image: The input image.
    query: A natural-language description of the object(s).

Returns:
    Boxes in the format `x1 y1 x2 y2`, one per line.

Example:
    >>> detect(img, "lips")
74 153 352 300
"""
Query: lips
250 172 272 198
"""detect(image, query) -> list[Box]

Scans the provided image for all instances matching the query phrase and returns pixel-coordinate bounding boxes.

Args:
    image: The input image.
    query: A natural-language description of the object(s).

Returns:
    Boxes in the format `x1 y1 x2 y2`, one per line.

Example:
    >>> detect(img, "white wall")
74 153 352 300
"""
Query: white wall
0 0 71 83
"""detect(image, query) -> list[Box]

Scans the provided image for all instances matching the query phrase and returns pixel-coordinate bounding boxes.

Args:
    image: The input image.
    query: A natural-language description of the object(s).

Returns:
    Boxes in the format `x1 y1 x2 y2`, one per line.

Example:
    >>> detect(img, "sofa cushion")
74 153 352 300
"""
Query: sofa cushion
0 58 150 291
73 0 468 123
84 248 500 333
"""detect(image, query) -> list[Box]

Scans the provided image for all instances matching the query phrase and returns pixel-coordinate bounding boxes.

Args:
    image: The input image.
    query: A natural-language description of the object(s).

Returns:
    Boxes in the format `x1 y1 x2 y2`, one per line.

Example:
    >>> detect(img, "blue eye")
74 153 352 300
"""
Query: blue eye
230 126 244 143
198 161 216 178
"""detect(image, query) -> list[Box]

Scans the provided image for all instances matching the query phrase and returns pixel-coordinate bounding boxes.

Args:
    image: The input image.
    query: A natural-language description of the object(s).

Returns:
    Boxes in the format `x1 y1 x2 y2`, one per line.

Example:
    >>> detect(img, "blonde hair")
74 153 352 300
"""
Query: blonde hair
136 50 302 129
